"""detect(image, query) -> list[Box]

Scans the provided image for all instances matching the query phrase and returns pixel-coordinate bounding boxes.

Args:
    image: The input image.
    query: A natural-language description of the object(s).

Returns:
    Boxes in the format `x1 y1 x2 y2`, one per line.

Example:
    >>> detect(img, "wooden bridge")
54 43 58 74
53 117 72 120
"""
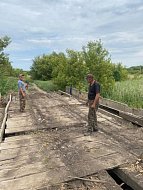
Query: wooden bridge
0 85 143 190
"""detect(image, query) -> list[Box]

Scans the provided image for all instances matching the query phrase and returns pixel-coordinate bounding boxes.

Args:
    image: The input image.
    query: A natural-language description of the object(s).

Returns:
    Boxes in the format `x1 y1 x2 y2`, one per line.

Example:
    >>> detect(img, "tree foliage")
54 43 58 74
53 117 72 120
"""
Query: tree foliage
113 63 128 81
30 40 128 95
30 52 66 81
0 36 11 53
0 36 14 95
54 49 88 90
82 40 115 95
0 36 12 76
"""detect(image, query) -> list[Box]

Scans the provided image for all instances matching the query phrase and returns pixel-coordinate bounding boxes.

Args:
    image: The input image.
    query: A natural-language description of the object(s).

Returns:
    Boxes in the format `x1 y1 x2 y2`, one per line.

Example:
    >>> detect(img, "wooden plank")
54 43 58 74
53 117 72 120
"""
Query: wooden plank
65 152 135 178
4 134 35 142
5 125 36 134
119 111 143 127
0 161 45 182
8 112 31 118
7 117 33 122
114 164 143 190
0 171 51 190
0 154 42 170
6 120 33 128
0 139 38 150
0 144 41 161
58 90 71 97
98 108 126 125
0 114 7 142
0 166 71 190
0 131 135 189
0 152 129 190
97 120 143 158
0 156 66 182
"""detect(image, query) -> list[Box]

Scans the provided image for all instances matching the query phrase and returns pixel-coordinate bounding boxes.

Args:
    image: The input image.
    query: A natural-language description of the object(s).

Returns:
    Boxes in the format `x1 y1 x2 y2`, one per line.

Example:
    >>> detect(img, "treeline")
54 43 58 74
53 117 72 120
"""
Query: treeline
30 40 128 96
127 65 143 74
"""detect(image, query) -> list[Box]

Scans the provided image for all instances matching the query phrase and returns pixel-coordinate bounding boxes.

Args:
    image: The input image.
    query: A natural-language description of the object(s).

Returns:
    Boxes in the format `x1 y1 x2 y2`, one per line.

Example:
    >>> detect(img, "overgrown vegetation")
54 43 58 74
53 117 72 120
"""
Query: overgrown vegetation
34 80 59 92
30 39 143 108
0 36 30 96
1 36 142 109
0 77 18 95
30 40 128 95
106 78 143 108
127 65 143 75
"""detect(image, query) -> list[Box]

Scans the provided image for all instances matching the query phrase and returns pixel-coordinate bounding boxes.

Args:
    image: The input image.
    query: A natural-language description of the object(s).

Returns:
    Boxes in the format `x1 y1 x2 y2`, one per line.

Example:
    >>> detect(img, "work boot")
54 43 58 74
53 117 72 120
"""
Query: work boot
20 109 25 112
93 128 98 132
84 128 92 136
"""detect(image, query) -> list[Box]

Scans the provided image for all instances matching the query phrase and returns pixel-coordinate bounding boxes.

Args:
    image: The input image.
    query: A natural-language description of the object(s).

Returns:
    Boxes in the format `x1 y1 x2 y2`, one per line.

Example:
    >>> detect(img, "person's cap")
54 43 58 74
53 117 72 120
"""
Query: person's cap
19 74 24 77
86 74 93 79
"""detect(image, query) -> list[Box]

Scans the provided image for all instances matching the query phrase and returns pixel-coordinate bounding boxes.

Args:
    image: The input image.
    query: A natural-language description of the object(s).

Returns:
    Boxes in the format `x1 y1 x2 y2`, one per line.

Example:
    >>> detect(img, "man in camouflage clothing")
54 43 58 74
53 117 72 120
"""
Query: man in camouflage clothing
18 74 26 112
86 74 100 134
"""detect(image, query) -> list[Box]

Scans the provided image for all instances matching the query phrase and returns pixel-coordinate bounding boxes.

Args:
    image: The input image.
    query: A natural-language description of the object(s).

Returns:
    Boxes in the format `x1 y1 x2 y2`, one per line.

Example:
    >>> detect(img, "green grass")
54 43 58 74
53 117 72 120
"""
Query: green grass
0 77 18 96
34 80 59 92
106 78 143 108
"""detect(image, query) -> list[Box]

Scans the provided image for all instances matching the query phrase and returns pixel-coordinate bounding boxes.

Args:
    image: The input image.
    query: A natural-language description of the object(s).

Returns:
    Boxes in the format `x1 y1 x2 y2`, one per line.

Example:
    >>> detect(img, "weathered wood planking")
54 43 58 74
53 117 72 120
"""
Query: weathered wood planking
0 86 142 190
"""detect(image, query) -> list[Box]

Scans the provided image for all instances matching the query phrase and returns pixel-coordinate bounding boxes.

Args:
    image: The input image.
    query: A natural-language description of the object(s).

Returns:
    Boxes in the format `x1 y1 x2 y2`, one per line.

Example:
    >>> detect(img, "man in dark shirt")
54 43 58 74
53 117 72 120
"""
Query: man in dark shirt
86 74 100 134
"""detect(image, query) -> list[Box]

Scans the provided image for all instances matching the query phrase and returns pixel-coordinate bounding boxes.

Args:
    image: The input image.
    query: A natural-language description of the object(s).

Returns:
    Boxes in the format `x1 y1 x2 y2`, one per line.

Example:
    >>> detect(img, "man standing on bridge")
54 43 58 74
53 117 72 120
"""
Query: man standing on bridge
86 74 100 134
18 74 26 112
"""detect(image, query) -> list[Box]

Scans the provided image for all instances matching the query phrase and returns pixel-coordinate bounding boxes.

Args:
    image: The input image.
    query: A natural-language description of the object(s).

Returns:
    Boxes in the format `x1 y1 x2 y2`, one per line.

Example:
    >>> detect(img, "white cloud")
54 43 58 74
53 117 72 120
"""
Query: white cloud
27 38 52 45
138 6 143 10
0 0 143 69
135 50 143 57
16 58 32 61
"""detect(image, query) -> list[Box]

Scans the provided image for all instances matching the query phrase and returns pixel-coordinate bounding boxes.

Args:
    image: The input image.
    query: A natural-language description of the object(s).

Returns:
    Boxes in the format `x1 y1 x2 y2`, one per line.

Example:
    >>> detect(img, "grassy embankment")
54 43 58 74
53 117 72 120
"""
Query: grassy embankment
34 80 59 92
106 78 143 109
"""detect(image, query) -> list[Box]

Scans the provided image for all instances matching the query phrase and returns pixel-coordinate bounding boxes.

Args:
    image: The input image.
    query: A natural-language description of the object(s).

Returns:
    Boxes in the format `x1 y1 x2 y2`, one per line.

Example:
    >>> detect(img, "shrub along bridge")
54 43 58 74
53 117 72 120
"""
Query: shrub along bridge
0 85 143 190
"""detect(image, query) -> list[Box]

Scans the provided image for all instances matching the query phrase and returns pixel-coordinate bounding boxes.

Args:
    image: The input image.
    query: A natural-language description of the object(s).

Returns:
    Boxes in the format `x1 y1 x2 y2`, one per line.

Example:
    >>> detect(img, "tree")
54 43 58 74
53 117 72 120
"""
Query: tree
66 49 88 89
31 52 67 81
30 39 129 95
30 55 53 80
113 63 128 81
0 36 11 66
0 36 12 76
52 50 89 90
12 68 24 77
0 36 11 65
0 36 13 95
82 40 115 95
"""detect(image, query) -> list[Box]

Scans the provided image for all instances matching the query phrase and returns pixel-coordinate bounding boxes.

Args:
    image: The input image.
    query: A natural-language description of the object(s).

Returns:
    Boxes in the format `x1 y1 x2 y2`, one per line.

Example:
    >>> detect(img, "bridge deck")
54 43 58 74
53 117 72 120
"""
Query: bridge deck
0 86 142 190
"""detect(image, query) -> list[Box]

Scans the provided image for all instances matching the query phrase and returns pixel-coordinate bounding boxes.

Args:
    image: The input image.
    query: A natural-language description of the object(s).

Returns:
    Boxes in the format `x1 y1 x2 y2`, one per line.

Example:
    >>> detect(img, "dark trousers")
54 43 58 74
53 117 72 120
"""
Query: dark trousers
19 93 26 111
88 100 99 131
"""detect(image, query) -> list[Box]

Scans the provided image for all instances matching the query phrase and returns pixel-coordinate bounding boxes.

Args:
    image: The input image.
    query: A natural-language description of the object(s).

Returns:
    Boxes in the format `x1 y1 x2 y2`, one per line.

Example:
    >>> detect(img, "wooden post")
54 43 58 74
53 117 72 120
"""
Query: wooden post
0 94 12 142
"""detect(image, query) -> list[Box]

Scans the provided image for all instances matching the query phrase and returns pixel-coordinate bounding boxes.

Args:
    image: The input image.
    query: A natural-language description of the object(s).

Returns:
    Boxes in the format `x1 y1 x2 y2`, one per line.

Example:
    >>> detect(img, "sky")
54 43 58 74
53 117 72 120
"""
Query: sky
0 0 143 70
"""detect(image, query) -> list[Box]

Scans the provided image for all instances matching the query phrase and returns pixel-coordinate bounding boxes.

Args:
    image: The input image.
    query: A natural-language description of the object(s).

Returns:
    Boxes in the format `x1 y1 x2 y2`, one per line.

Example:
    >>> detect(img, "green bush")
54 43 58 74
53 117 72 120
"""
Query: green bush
0 77 18 96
